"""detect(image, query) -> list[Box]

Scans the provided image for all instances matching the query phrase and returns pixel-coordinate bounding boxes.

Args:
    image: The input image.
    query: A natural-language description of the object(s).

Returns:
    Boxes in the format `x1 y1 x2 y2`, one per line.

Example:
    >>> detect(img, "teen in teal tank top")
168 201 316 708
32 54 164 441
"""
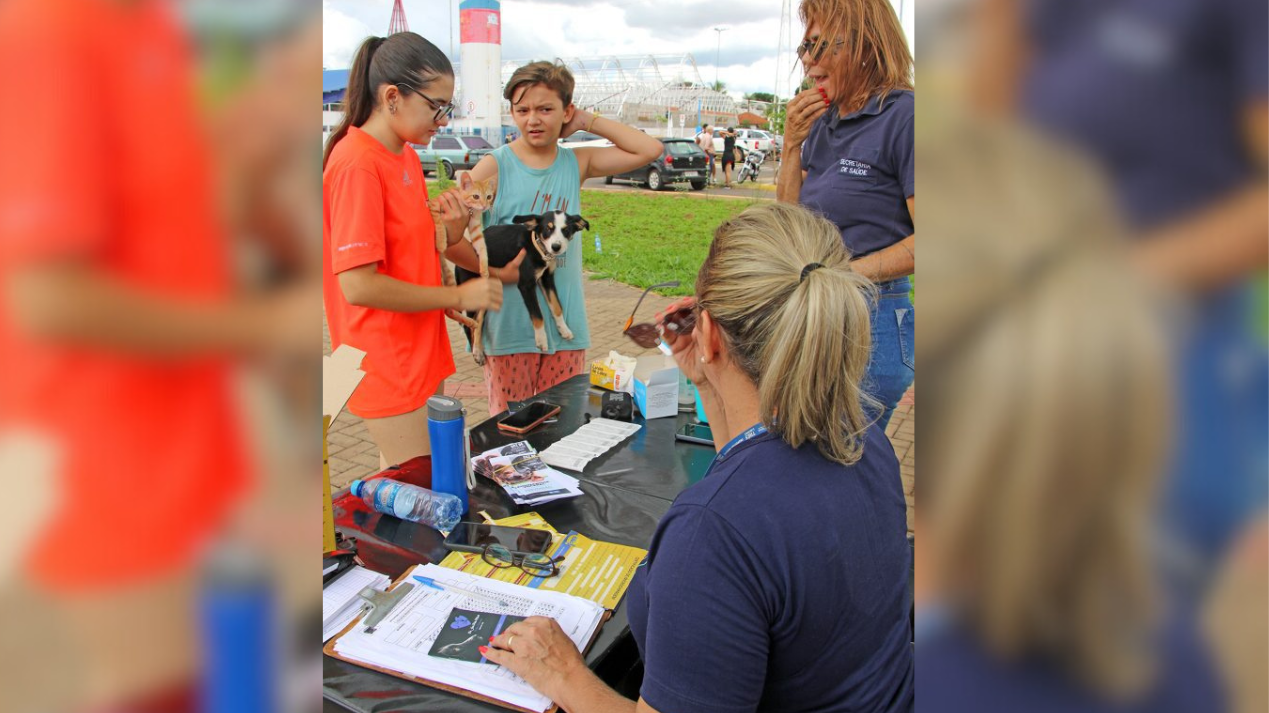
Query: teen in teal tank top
480 143 589 356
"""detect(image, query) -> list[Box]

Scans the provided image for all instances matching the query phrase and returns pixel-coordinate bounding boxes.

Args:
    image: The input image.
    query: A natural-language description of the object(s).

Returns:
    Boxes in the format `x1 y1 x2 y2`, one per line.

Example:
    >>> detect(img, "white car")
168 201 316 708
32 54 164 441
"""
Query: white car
558 130 613 149
712 128 773 158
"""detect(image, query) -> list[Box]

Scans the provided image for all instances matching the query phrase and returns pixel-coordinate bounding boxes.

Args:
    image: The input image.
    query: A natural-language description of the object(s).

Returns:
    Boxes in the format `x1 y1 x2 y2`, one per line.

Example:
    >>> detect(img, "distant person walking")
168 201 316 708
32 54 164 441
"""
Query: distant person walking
721 126 738 187
695 123 716 185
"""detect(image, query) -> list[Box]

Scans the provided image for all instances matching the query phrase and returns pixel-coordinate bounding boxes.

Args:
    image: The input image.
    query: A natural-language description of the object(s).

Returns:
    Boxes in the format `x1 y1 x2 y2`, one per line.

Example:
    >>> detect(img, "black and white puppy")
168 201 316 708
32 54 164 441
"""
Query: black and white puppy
454 210 590 364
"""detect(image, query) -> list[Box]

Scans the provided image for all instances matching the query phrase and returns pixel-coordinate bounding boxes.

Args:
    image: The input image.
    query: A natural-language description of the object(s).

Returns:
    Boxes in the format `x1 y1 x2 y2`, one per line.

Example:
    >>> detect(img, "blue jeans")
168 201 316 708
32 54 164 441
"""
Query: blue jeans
864 278 915 431
1161 285 1268 590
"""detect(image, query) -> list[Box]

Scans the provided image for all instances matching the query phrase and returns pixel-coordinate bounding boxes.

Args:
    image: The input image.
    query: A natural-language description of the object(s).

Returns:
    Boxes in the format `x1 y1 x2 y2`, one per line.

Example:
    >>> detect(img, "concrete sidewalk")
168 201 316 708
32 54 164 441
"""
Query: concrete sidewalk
323 277 914 529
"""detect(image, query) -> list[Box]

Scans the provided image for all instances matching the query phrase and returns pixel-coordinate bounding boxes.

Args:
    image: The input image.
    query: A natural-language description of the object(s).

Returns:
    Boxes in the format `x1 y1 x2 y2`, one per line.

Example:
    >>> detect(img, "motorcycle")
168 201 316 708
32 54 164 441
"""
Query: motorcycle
735 149 765 183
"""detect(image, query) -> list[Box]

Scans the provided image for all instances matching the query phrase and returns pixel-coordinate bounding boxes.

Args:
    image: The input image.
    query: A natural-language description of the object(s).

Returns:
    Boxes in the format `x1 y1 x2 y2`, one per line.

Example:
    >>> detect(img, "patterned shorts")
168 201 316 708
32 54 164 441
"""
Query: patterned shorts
483 350 588 417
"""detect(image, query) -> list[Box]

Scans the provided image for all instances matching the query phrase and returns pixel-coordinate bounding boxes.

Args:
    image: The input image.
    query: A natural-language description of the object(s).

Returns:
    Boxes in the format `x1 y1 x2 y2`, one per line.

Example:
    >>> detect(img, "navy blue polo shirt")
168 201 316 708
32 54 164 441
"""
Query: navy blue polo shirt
800 90 915 258
918 612 1225 713
1021 0 1267 231
627 425 913 713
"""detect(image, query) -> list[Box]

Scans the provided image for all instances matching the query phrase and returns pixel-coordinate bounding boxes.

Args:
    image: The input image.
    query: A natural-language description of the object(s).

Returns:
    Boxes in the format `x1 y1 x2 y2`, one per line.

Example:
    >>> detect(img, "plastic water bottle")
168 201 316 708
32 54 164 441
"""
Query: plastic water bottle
426 395 469 515
594 233 602 253
678 371 695 408
350 478 462 532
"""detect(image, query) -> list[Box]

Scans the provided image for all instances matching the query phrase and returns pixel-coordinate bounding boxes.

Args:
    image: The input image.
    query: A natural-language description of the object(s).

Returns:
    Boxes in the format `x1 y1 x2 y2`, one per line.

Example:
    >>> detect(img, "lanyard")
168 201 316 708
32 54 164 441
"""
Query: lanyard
716 423 769 461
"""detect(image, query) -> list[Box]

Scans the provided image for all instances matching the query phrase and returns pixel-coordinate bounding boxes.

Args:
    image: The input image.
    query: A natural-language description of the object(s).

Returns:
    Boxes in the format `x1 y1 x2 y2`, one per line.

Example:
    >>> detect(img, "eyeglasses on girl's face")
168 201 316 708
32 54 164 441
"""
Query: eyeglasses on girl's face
796 37 846 62
397 83 455 123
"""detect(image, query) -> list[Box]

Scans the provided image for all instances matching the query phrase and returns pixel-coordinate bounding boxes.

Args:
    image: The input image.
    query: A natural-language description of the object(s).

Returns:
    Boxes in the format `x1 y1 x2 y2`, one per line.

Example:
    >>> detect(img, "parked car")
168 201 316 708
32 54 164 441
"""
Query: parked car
746 129 776 156
605 138 709 191
558 130 613 149
411 134 496 178
711 128 773 158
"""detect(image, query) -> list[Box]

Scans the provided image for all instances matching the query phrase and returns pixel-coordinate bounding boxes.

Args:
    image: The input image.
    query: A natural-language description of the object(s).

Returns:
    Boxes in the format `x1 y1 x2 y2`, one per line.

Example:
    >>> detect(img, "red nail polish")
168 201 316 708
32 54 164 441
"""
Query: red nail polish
489 636 495 642
478 646 489 655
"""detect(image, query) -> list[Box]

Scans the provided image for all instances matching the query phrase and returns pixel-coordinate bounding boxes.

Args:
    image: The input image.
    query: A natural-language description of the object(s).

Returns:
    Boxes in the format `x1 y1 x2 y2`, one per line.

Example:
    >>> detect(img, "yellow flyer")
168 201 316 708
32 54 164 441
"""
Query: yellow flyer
438 513 646 609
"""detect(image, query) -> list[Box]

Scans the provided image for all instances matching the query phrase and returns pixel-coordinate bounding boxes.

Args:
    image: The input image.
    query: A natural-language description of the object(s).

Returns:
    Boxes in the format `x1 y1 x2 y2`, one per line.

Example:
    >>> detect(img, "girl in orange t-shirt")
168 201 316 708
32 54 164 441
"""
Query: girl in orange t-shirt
323 32 510 466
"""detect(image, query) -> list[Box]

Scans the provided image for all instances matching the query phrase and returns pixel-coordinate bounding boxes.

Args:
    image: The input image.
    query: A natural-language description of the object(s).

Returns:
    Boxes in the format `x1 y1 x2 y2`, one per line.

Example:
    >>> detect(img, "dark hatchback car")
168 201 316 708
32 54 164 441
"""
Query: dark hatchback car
606 138 708 191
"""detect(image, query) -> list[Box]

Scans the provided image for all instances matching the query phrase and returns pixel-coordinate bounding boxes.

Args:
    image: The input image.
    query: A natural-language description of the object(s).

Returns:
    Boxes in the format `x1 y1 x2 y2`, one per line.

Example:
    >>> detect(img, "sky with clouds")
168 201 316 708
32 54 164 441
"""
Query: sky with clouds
323 0 914 99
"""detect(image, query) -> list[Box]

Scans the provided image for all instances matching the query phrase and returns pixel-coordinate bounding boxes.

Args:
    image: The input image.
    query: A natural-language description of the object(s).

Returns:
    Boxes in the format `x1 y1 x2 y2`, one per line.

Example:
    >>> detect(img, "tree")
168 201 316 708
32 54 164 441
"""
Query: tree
767 100 787 135
710 80 727 93
744 91 776 103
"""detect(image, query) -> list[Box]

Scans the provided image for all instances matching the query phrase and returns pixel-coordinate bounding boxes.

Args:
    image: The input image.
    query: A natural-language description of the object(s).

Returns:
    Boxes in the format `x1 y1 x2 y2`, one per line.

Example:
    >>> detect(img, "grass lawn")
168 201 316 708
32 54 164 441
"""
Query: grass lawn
425 182 921 302
429 180 764 298
577 190 763 297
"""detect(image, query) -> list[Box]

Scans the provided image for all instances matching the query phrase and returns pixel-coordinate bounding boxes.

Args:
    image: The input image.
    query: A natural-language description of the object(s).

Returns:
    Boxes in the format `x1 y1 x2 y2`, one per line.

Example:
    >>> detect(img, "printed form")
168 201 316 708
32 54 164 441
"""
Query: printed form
332 564 605 712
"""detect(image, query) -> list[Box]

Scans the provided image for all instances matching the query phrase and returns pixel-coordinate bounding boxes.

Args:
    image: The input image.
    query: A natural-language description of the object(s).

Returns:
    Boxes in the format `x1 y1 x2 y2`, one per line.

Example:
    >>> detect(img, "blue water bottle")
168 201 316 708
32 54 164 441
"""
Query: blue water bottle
427 395 469 515
199 547 274 713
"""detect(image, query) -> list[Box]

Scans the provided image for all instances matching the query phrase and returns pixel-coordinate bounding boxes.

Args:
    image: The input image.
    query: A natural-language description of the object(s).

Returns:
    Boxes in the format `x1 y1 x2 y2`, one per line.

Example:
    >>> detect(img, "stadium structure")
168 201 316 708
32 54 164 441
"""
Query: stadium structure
323 54 768 145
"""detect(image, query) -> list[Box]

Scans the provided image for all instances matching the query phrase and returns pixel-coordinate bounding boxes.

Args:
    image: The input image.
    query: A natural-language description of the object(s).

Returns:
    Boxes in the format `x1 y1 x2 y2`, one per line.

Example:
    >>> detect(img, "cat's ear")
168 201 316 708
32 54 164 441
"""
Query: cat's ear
458 171 474 190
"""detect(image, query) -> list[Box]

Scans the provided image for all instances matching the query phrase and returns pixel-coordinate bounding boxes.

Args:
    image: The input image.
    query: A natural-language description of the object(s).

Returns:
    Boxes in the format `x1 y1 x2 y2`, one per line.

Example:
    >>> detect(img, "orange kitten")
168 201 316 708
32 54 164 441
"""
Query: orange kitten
430 171 496 330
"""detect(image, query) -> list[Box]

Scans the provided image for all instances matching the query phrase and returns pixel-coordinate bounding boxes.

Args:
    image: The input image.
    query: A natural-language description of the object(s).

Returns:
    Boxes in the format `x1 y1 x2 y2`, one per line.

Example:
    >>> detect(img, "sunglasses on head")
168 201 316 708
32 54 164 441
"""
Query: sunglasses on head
623 281 698 349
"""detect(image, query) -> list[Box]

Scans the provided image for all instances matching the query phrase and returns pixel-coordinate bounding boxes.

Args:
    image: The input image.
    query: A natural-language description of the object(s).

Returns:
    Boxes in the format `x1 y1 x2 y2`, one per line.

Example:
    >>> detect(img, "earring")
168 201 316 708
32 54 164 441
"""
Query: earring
389 103 397 115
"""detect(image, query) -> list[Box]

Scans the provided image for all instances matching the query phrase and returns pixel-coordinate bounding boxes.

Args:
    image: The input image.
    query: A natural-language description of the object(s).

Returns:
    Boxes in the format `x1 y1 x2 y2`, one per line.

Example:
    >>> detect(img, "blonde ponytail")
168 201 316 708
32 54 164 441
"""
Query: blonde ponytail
697 202 877 465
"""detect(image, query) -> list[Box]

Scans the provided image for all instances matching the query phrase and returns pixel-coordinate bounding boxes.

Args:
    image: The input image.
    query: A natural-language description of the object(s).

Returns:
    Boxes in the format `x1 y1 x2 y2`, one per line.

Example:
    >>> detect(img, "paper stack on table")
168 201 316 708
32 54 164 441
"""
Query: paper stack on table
538 419 642 472
323 565 390 642
472 441 583 505
331 564 606 713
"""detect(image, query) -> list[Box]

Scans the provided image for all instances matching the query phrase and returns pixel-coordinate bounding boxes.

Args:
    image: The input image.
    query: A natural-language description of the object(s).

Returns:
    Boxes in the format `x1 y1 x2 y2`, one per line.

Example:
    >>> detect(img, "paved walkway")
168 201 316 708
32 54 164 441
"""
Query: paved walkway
323 277 915 530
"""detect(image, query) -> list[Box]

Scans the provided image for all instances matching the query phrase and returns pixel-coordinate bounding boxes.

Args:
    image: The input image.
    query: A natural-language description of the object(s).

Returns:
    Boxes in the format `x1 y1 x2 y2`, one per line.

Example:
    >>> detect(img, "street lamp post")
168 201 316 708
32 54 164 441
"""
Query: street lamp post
713 27 727 89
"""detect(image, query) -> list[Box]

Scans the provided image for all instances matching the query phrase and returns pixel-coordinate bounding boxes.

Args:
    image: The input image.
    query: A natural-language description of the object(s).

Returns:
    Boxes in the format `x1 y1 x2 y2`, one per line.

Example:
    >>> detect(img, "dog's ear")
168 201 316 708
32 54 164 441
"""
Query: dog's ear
512 214 539 230
567 215 590 233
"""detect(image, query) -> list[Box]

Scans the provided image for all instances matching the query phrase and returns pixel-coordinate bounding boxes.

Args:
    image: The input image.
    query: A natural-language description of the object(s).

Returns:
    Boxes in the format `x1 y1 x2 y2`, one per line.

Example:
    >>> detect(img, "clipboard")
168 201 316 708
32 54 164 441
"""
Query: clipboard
323 566 613 713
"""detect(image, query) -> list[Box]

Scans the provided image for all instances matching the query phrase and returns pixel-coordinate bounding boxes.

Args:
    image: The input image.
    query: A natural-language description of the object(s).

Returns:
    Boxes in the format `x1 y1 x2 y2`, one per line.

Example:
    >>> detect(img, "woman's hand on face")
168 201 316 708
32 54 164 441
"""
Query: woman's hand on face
435 189 470 244
481 617 586 702
783 88 830 147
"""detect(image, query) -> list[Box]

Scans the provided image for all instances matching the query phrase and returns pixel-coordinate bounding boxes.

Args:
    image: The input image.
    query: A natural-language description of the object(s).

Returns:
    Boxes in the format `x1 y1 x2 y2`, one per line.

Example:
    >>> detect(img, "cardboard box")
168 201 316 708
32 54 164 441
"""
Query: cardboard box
323 345 366 553
632 355 680 419
589 360 620 391
590 355 636 393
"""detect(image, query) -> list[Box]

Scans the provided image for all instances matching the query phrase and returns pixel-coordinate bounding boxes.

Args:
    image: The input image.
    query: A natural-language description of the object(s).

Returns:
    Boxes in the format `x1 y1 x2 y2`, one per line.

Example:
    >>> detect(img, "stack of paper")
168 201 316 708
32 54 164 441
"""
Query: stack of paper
538 419 642 472
331 564 606 713
323 565 390 642
472 441 583 505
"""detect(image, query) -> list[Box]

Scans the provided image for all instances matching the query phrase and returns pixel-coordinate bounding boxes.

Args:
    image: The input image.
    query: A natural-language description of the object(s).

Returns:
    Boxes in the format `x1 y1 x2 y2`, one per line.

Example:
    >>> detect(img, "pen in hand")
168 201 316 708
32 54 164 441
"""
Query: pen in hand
412 575 509 608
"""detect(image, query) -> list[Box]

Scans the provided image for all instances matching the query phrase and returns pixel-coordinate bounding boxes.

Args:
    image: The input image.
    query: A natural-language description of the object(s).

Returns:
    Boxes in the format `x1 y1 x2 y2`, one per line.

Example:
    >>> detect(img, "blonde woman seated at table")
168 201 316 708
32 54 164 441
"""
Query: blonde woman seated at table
479 202 914 713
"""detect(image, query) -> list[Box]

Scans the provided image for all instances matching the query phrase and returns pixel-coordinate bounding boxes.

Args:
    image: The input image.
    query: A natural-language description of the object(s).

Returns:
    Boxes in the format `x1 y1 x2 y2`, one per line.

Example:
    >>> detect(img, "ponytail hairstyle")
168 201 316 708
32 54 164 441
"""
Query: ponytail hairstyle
696 202 878 465
323 32 453 169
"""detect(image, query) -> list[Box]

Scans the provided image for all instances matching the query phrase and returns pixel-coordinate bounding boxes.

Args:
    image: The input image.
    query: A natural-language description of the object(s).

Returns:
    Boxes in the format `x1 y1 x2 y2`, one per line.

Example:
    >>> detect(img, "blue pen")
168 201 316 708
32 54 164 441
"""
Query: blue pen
412 575 509 608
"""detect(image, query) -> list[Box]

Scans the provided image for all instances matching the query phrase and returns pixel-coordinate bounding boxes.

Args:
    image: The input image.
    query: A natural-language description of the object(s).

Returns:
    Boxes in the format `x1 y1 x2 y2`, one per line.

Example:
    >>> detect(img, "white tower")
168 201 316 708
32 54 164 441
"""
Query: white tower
458 0 503 141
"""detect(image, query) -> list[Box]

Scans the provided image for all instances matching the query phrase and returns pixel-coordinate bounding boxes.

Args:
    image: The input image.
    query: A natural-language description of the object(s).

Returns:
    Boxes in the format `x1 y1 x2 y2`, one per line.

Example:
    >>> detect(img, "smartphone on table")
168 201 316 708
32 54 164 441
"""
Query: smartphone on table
674 422 714 446
442 522 553 558
495 401 561 435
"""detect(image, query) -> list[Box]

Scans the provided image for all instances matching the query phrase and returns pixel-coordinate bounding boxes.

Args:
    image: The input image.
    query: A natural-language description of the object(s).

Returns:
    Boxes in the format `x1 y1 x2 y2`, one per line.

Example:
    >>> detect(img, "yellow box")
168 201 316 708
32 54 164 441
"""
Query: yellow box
589 360 619 390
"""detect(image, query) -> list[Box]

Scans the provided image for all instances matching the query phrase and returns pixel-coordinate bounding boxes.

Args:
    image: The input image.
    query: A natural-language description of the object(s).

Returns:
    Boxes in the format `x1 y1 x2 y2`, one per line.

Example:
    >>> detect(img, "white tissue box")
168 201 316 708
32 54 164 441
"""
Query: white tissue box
632 355 679 419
